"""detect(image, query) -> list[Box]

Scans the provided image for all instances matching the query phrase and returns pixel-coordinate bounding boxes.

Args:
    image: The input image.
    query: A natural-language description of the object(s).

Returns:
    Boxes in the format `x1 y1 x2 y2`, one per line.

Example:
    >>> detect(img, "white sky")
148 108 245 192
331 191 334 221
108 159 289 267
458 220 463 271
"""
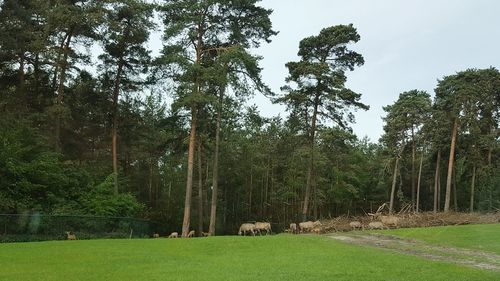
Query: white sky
146 0 500 142
249 0 500 141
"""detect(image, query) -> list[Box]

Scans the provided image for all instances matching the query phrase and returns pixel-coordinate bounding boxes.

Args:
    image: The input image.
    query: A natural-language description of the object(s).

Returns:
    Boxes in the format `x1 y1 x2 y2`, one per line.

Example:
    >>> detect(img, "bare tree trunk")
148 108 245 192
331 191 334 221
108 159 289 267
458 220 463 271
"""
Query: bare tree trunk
264 157 270 217
453 165 458 211
488 148 493 211
437 170 441 210
389 156 400 214
444 119 458 212
51 34 68 90
208 88 223 236
302 94 319 221
470 164 476 213
416 147 424 213
149 158 153 204
33 53 40 104
411 128 416 210
18 52 25 92
249 164 253 217
434 149 441 213
112 59 124 195
182 107 197 237
197 140 204 236
55 31 73 151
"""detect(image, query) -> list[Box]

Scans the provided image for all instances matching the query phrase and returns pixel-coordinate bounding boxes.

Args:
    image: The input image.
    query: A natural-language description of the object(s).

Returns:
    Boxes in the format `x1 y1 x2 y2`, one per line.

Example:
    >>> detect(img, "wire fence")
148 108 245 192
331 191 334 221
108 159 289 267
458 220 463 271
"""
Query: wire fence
0 213 153 243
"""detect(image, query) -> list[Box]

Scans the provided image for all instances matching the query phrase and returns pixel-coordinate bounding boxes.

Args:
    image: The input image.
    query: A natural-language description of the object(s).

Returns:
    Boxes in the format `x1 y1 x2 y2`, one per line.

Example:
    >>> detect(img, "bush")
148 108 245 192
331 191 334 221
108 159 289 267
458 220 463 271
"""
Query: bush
82 175 144 217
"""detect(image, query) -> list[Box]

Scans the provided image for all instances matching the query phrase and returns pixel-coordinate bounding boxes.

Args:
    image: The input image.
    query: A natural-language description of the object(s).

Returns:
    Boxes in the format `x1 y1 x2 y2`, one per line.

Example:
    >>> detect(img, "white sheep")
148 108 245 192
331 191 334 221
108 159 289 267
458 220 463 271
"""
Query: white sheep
65 231 76 240
255 222 272 235
299 220 322 233
289 223 298 234
168 232 179 238
187 230 195 238
238 223 256 236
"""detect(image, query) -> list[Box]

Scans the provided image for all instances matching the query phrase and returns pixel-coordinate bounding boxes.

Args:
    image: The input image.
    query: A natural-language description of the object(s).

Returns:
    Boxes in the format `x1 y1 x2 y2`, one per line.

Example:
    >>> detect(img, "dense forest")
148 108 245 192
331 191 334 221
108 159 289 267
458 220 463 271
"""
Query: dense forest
1 0 499 236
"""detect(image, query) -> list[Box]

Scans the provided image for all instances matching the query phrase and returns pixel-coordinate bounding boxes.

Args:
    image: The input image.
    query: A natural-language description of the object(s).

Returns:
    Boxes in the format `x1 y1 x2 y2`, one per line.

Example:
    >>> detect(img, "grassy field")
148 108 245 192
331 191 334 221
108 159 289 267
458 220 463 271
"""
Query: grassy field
381 223 500 254
1 230 500 281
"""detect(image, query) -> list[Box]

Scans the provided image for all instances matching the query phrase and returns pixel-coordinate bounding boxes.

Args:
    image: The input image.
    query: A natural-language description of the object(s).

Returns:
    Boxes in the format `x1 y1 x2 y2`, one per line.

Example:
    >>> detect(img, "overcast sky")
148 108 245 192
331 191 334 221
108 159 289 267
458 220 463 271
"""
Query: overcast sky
145 1 500 142
244 0 500 141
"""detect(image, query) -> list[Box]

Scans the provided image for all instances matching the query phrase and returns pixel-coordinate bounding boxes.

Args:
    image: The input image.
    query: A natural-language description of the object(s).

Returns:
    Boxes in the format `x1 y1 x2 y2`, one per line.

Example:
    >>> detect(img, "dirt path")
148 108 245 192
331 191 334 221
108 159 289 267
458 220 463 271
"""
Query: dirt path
329 233 500 272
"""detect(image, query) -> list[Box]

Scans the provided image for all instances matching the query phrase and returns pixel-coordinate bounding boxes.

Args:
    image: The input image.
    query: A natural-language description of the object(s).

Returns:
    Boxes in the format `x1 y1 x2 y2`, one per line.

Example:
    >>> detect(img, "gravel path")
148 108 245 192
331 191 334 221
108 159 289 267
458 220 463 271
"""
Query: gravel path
329 233 500 272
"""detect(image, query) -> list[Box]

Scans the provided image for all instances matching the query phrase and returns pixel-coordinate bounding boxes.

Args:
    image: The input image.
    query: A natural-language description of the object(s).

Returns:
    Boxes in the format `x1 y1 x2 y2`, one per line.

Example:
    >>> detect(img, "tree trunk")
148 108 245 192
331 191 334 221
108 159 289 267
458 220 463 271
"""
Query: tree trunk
411 128 416 210
416 147 424 213
302 94 319 221
434 149 441 212
389 156 400 214
208 88 223 236
52 34 68 90
437 169 441 210
264 157 270 217
453 165 458 210
470 164 476 213
55 30 74 150
33 53 40 105
18 52 25 92
182 107 197 237
444 119 458 212
488 148 492 211
249 164 253 217
197 140 203 236
112 58 124 195
149 158 153 204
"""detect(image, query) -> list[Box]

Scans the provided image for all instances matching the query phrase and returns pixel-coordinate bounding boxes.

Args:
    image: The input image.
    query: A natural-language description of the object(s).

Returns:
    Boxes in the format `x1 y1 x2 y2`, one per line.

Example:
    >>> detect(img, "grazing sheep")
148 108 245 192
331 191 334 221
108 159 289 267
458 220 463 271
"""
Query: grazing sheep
238 223 256 236
299 220 322 233
187 230 195 238
349 221 364 231
153 233 160 238
168 232 179 238
201 232 210 237
255 222 272 235
65 231 76 240
289 223 298 234
380 215 399 228
368 221 385 230
299 221 314 232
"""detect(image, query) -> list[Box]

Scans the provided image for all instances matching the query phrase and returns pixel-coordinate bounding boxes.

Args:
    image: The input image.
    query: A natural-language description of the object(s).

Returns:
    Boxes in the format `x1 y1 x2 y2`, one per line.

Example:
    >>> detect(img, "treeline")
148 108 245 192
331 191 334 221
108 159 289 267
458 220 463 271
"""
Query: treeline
0 0 498 236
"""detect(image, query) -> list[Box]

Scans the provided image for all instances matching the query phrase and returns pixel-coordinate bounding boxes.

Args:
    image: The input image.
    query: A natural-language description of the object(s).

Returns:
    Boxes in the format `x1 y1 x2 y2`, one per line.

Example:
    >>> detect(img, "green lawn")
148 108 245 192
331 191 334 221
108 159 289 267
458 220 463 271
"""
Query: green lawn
381 223 500 254
1 234 499 281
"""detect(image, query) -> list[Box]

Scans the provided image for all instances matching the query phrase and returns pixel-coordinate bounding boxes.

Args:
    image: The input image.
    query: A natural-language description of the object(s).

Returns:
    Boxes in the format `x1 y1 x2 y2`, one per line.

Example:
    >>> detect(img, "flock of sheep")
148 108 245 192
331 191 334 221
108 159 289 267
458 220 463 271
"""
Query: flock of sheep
237 222 272 236
347 215 400 231
164 230 210 238
286 215 400 234
238 215 400 236
64 214 401 240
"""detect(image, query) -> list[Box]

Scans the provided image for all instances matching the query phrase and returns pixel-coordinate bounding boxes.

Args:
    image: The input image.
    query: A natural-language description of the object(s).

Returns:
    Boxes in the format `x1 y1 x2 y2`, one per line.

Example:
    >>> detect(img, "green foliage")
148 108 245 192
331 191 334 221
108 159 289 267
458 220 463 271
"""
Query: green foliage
0 0 499 235
382 90 431 151
82 175 144 217
277 24 368 128
0 117 87 213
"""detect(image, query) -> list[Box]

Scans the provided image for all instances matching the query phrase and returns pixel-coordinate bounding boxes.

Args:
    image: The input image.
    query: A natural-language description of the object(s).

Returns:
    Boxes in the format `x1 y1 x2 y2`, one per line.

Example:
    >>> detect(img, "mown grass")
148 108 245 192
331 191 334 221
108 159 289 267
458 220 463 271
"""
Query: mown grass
381 223 500 254
1 234 499 281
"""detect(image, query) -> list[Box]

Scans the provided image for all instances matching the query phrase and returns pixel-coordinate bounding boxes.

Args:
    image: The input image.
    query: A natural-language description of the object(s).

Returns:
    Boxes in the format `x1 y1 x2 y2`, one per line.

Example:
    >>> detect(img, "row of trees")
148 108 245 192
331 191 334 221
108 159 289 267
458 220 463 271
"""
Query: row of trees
0 0 498 236
383 69 500 214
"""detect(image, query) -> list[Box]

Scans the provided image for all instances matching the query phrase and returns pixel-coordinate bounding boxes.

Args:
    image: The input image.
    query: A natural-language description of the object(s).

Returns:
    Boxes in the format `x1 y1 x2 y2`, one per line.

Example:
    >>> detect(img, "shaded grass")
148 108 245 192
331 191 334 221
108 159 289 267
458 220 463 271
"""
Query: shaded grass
1 234 500 280
381 223 500 254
